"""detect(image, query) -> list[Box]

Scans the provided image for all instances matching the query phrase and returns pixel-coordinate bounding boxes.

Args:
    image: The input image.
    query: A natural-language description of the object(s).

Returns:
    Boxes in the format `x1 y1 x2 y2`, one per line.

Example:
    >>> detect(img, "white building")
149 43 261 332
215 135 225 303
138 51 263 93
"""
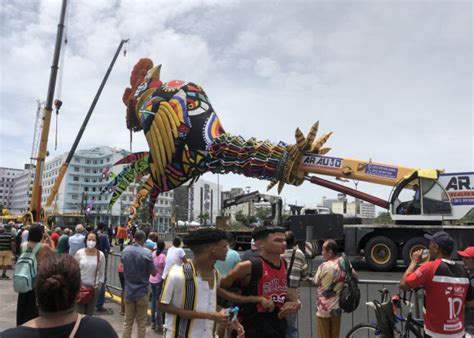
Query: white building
0 167 24 210
174 179 222 226
11 146 173 229
331 198 376 218
10 165 35 214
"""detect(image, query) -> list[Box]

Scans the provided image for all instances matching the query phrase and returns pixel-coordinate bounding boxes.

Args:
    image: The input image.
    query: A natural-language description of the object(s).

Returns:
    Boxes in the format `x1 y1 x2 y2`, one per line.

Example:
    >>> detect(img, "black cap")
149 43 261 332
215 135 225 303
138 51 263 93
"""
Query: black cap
424 231 454 252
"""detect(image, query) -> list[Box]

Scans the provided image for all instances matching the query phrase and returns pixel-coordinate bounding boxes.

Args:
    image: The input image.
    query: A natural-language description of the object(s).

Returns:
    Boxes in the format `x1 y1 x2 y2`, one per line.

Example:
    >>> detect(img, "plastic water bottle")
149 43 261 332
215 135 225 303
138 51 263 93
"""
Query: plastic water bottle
225 306 239 322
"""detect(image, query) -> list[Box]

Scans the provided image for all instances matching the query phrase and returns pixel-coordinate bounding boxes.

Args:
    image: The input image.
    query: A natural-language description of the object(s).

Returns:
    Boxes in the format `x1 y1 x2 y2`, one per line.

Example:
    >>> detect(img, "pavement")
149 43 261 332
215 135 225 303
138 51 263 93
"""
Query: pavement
0 270 163 337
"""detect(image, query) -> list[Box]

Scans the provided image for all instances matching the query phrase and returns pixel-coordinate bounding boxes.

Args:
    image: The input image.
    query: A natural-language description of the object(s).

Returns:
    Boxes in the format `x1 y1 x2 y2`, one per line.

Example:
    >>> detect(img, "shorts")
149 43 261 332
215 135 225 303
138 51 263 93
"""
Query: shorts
0 250 12 267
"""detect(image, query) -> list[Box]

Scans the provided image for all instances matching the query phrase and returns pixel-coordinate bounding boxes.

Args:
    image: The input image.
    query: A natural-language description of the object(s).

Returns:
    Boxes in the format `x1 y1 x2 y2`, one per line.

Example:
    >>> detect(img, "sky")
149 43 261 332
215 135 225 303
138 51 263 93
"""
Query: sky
0 0 472 210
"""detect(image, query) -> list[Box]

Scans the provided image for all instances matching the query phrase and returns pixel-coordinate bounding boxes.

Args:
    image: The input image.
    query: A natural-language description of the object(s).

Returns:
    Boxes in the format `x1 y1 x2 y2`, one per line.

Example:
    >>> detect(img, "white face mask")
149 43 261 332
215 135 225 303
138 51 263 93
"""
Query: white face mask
86 240 96 249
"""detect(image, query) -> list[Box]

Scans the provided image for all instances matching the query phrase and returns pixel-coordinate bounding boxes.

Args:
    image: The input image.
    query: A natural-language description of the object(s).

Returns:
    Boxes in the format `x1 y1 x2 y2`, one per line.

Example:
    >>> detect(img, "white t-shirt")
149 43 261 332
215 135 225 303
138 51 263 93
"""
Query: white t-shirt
74 249 105 287
162 246 186 279
160 263 219 338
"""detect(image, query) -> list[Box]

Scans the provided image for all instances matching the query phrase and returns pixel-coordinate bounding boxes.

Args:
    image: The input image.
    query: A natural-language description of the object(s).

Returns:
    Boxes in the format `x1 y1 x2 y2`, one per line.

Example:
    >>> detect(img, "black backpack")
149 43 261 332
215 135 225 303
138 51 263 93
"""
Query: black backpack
339 254 360 313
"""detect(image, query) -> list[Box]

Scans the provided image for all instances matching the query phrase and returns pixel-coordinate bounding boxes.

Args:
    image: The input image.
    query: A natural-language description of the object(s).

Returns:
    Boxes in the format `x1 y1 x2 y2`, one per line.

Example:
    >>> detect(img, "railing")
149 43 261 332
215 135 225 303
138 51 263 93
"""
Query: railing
106 253 422 338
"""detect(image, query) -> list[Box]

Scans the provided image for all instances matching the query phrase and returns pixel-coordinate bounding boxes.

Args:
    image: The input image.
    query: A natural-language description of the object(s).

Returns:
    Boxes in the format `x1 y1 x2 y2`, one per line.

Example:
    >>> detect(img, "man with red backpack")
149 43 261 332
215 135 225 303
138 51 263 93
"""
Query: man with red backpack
220 227 301 338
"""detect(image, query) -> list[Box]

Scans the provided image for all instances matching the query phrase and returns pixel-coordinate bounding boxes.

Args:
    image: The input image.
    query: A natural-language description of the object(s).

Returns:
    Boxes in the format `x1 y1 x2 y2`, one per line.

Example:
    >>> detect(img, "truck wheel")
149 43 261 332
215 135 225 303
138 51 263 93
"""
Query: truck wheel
402 237 430 266
364 236 398 272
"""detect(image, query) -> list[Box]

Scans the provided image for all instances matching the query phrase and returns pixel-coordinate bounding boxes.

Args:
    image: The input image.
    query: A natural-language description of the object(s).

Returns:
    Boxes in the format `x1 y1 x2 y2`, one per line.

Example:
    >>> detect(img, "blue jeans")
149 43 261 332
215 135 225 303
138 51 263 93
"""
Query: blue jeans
150 281 163 326
286 312 298 338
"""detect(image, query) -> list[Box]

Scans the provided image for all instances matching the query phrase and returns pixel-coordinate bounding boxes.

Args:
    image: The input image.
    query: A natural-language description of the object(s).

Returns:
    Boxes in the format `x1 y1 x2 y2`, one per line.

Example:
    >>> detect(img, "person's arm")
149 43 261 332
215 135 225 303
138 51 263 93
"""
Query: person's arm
220 260 252 289
217 287 269 305
158 303 229 323
179 248 188 264
298 251 309 281
147 252 157 277
102 235 110 253
10 235 16 253
42 231 55 249
98 251 106 285
400 249 423 290
277 287 302 319
351 267 360 281
313 265 323 286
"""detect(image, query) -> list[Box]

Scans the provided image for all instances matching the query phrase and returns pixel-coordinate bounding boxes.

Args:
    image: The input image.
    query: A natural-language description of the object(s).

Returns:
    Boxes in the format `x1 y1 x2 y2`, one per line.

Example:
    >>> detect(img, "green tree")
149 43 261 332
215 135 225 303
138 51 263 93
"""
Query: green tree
374 212 394 224
137 204 151 224
198 212 209 226
255 207 272 221
235 210 247 225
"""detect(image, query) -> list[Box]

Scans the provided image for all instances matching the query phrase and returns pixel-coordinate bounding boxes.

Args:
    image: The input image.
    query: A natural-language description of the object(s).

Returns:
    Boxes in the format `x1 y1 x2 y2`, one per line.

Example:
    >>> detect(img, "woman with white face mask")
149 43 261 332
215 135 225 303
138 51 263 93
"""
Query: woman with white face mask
74 232 105 316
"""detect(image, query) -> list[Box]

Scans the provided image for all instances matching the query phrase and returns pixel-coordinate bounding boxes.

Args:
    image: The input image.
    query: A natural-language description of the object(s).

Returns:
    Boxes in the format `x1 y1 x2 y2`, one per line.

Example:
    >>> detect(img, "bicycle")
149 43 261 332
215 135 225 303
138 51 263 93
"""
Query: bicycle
346 288 424 338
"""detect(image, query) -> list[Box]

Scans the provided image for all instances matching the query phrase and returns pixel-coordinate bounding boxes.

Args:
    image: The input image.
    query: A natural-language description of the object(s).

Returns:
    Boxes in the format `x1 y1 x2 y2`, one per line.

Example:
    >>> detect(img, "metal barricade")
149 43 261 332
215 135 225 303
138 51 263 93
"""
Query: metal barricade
106 254 420 338
296 279 415 337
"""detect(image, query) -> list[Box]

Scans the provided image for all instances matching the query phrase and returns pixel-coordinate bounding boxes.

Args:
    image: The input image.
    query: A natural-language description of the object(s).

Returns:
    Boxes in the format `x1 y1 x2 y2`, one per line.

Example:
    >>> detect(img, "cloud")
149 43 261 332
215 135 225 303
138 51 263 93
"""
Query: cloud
0 0 472 208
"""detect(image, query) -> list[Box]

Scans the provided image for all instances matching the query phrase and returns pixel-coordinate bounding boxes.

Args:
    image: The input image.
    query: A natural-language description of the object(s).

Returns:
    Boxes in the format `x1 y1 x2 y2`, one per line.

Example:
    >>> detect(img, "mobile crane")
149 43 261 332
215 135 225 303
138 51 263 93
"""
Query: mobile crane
289 152 473 271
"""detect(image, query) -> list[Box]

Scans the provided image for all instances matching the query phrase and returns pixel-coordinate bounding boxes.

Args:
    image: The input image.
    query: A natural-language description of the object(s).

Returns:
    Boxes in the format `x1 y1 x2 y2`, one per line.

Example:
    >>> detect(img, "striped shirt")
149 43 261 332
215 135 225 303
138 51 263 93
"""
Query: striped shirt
281 248 308 288
0 232 13 251
160 263 219 338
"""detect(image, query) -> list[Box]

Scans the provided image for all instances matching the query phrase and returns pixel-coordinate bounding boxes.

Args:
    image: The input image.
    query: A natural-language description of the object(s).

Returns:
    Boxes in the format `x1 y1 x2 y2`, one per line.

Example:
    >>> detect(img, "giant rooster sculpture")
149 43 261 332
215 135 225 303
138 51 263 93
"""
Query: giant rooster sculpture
102 58 332 221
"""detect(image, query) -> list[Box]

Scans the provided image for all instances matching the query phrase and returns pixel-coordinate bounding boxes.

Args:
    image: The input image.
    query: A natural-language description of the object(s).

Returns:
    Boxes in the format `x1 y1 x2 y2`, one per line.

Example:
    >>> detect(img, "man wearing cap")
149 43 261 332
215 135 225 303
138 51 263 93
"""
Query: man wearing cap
400 231 473 338
458 246 474 335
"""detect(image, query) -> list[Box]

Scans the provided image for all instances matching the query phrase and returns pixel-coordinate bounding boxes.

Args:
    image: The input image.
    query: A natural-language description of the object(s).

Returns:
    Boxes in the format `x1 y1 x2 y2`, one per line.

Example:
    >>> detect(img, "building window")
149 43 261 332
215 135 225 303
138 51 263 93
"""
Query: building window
74 157 80 163
84 178 90 183
84 187 89 192
106 157 110 162
100 160 103 164
73 167 79 172
73 176 79 182
71 194 78 200
92 187 96 192
86 160 91 164
93 160 98 164
85 168 91 173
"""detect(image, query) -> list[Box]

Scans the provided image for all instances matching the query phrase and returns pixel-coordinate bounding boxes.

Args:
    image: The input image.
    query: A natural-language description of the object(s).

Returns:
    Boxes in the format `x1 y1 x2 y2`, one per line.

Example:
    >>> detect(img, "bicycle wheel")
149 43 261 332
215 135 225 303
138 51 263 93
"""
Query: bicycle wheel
346 323 380 338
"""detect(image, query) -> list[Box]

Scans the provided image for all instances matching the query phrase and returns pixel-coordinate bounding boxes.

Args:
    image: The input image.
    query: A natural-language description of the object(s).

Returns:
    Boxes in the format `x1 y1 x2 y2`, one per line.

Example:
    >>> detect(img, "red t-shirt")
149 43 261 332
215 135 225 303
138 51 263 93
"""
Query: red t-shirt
406 258 472 337
256 257 288 312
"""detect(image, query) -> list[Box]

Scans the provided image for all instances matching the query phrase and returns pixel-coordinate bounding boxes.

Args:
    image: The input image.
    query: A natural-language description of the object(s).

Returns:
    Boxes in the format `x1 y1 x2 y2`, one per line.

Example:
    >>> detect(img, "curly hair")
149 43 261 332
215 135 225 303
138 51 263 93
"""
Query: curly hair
183 228 227 253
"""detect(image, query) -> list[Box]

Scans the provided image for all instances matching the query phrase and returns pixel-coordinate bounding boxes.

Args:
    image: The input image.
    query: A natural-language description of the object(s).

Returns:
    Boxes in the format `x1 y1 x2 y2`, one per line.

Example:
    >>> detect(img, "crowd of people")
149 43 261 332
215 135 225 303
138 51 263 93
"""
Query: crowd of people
0 221 473 338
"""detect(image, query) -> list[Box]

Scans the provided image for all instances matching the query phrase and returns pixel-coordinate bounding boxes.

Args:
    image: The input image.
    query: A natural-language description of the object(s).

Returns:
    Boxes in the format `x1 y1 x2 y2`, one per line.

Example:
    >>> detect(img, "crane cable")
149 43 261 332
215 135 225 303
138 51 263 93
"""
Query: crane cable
54 3 70 150
122 40 133 152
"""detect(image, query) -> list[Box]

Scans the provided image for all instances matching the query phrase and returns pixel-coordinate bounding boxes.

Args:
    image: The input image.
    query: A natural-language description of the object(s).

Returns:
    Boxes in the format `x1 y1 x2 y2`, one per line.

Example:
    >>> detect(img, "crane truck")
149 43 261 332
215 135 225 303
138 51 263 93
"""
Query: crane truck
286 153 474 271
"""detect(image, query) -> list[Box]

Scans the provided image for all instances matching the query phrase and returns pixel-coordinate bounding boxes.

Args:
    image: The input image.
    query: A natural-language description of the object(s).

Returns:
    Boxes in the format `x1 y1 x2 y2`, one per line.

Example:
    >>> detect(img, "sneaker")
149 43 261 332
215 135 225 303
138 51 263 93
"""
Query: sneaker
96 307 108 313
